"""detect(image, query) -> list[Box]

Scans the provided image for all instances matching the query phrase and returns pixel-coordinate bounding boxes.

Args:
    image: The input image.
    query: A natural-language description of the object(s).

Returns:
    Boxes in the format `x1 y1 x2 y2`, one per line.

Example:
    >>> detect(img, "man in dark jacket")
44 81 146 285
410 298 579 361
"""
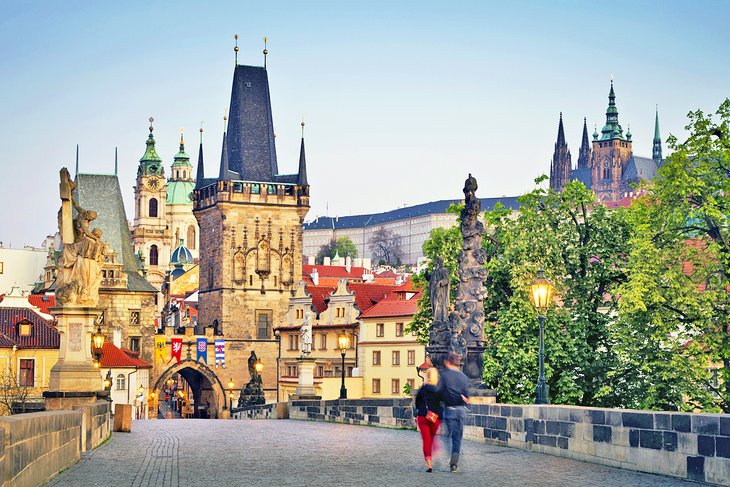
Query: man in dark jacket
437 352 470 472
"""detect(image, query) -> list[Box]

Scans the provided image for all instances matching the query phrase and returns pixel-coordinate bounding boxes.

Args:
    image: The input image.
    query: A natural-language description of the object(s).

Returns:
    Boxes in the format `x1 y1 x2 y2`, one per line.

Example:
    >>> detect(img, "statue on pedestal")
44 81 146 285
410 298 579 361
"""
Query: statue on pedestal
429 256 450 323
56 168 105 307
239 350 265 407
300 311 312 356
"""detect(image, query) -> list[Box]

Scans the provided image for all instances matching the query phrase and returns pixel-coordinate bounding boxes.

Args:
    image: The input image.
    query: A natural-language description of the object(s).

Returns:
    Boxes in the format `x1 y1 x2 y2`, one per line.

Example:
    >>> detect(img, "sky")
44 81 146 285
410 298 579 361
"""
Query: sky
1 0 728 247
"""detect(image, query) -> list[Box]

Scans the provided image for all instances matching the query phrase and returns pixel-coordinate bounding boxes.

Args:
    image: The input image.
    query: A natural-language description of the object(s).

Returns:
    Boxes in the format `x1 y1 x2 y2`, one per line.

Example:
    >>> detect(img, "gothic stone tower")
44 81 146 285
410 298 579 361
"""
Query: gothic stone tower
549 113 571 192
193 63 310 397
132 119 172 291
590 81 633 201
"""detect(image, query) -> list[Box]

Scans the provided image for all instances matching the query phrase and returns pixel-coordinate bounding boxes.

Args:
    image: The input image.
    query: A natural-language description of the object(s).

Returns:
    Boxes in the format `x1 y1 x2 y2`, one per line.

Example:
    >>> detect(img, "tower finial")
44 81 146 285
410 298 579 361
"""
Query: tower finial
75 144 79 177
263 36 268 68
301 115 305 138
149 116 154 133
223 110 228 132
200 121 204 143
180 128 185 151
114 147 118 176
234 34 239 65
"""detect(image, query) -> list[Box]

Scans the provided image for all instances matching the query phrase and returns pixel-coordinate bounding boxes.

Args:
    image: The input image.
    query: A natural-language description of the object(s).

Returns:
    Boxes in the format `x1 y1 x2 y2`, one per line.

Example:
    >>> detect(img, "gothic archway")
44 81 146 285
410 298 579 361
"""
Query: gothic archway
153 359 227 418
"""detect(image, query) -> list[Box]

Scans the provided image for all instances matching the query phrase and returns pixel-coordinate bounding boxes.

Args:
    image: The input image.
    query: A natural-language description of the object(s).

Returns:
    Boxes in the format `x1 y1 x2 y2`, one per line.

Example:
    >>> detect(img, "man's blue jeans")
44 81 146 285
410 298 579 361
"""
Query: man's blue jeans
443 406 467 456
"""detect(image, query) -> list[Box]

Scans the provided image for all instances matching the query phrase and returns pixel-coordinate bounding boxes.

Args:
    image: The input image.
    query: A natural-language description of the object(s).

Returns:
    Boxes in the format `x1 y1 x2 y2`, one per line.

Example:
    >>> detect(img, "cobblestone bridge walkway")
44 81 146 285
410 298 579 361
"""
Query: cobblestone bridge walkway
48 419 698 486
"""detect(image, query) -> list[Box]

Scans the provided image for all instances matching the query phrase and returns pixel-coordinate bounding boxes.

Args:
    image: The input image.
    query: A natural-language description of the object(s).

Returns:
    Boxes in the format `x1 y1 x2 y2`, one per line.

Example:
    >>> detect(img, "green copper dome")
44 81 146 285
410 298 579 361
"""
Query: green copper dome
171 132 191 168
138 120 163 176
166 180 195 205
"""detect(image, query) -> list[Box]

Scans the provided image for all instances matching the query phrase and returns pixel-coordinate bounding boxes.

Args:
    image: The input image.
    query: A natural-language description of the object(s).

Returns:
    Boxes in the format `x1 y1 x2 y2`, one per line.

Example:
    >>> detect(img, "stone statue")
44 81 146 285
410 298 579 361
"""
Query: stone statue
300 311 313 356
55 168 105 307
248 350 260 382
429 256 450 323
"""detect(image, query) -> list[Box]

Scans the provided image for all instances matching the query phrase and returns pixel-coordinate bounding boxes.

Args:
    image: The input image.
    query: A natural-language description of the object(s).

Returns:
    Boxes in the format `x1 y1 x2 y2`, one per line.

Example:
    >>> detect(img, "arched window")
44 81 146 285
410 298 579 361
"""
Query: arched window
150 245 159 266
183 170 186 179
116 374 126 390
149 198 158 218
187 226 196 250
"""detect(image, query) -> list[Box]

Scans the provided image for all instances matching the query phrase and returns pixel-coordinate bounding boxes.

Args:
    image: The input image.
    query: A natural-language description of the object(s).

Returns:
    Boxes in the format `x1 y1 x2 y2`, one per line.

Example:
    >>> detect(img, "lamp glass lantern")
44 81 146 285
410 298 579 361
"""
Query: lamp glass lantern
530 269 553 313
228 378 234 389
254 360 263 374
91 326 105 357
337 330 350 399
529 268 554 405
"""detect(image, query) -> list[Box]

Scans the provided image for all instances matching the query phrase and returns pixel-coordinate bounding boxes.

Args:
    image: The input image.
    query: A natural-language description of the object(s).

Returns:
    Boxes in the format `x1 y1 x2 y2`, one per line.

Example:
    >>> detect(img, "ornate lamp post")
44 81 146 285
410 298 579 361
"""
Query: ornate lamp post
227 378 234 410
338 330 350 399
530 269 554 405
255 359 263 377
91 326 105 368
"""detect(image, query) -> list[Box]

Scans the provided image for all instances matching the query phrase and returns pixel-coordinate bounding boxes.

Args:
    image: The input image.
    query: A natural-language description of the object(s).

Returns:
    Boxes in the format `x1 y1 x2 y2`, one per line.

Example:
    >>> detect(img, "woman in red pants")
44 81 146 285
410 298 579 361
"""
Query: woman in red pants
415 365 442 472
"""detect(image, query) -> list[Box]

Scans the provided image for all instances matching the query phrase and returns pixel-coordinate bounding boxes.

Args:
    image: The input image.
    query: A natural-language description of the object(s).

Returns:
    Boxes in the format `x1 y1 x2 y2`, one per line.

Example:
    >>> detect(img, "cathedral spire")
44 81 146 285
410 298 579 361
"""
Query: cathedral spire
550 112 572 191
218 129 231 181
556 112 566 147
138 117 163 176
600 80 624 140
653 106 663 162
194 126 205 189
578 117 591 170
297 121 308 187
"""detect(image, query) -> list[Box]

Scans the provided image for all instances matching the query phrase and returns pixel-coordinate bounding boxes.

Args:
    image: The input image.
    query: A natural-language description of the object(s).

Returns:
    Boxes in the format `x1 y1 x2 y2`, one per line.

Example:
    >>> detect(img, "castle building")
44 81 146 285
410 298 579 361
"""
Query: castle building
191 58 310 402
549 81 664 202
131 123 199 294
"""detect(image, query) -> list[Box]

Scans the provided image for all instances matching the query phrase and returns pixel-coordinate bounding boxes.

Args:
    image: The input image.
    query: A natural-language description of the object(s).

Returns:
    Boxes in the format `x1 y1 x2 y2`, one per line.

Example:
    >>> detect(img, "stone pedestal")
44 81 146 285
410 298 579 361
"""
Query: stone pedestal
44 307 103 411
293 356 321 400
468 388 497 405
114 404 132 432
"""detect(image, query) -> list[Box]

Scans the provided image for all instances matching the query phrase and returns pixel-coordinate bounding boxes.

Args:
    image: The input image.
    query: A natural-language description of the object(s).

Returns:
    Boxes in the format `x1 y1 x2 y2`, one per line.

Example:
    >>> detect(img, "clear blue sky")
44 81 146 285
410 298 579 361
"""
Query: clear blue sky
1 0 728 247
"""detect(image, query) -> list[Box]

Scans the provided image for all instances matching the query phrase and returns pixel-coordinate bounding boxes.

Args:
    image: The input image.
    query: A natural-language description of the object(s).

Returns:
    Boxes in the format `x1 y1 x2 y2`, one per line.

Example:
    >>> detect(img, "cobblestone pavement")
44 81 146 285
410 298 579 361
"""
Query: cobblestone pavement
48 419 699 487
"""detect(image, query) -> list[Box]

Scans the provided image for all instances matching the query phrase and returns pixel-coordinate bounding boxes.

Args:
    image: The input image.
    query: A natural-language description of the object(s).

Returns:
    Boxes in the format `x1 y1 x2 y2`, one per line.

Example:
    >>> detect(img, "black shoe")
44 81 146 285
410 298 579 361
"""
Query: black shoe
426 468 433 473
450 464 458 472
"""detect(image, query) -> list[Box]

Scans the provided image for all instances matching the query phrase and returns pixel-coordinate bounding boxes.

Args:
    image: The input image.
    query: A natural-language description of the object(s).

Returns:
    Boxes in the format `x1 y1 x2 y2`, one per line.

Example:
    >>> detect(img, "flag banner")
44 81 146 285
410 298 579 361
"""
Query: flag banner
155 336 167 364
196 337 207 364
215 339 225 368
169 337 183 364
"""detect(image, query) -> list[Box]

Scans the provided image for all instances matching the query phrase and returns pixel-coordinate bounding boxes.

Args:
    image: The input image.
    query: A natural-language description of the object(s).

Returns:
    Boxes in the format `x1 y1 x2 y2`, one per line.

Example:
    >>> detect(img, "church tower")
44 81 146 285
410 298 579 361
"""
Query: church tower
652 107 663 164
549 113 572 192
577 117 591 170
166 130 199 263
193 56 310 401
131 118 172 291
590 81 633 201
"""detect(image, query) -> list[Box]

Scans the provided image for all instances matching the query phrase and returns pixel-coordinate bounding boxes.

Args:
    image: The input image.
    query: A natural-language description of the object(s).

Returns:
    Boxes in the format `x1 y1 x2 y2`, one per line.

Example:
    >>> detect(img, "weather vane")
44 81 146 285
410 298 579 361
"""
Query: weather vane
263 36 268 68
234 34 239 65
149 116 154 133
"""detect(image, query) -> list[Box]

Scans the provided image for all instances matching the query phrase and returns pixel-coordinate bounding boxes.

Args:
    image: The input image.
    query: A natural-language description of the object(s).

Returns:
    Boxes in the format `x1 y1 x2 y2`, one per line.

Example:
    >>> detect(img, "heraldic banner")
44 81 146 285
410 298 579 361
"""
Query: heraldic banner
169 337 183 364
196 337 208 364
215 339 225 368
155 336 166 364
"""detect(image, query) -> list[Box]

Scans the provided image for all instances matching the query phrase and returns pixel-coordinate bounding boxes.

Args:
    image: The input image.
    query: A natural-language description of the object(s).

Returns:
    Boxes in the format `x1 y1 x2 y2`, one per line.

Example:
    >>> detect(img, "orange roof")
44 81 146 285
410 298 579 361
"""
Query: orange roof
303 264 368 279
99 341 152 368
27 294 55 314
348 283 393 314
360 295 420 318
306 285 337 314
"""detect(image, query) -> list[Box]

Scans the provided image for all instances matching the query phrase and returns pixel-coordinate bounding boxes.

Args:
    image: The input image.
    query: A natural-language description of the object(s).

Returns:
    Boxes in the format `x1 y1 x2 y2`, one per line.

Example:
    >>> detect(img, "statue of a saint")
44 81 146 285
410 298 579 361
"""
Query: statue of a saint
248 350 260 382
300 310 313 355
429 256 450 322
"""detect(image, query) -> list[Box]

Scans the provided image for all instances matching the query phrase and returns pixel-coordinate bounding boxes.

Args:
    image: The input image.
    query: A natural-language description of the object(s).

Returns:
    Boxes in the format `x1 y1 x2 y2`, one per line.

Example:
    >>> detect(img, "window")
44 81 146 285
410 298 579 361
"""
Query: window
149 198 158 218
17 319 32 337
187 226 196 250
319 334 327 350
0 262 3 274
285 365 298 377
392 351 400 366
256 310 273 339
19 359 34 387
295 309 303 319
249 275 253 286
316 365 324 377
288 334 300 351
116 374 126 390
372 378 381 394
391 379 400 395
149 245 158 266
407 378 415 391
130 337 140 352
407 350 416 366
267 184 276 195
130 311 140 324
251 184 260 194
395 322 404 337
376 323 384 337
372 350 381 366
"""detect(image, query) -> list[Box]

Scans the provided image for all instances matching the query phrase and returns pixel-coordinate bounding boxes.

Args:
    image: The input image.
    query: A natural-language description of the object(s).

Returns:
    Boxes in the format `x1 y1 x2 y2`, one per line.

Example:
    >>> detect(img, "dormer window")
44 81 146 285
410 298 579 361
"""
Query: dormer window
17 319 32 337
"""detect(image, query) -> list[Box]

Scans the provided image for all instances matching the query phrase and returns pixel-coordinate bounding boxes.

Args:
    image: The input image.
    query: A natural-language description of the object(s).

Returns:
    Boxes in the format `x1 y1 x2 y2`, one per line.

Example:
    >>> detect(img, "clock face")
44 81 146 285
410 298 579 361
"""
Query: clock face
148 178 159 189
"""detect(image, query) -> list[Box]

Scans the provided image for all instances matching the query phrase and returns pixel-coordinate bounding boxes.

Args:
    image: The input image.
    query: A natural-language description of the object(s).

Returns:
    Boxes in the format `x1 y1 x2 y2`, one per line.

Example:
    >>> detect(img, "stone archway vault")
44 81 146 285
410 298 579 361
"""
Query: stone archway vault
153 359 228 417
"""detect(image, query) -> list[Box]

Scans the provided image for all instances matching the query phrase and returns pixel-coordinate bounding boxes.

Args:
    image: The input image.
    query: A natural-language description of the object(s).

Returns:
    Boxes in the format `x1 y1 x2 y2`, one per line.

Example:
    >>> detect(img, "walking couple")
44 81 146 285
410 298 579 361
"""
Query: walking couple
414 352 470 473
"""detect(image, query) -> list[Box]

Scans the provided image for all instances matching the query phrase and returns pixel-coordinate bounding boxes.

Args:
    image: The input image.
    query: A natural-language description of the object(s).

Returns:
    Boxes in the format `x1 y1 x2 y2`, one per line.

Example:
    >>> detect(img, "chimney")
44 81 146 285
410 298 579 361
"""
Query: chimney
324 257 331 266
354 257 362 268
345 256 351 273
307 255 315 265
311 267 319 286
362 257 371 270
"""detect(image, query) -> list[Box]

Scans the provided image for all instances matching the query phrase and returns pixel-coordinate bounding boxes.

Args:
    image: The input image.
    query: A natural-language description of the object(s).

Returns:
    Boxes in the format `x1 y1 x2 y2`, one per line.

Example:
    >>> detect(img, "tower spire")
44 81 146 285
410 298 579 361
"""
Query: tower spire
114 147 118 176
298 120 308 187
653 105 663 162
234 34 239 65
600 79 624 140
218 114 231 181
550 112 572 192
195 124 205 189
578 117 591 170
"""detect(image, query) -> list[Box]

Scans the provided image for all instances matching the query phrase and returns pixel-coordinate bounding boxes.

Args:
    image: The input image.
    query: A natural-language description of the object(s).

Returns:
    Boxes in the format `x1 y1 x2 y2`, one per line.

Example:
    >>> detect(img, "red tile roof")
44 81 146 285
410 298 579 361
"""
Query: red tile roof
303 264 369 279
27 295 56 315
0 307 59 349
99 341 152 368
348 283 393 314
305 285 337 314
360 296 420 318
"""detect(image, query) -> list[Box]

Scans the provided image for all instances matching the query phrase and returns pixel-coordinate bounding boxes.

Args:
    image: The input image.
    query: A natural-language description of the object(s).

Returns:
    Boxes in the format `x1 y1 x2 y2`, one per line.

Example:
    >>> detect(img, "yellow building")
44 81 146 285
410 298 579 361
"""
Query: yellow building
0 292 60 414
359 283 424 398
276 279 394 400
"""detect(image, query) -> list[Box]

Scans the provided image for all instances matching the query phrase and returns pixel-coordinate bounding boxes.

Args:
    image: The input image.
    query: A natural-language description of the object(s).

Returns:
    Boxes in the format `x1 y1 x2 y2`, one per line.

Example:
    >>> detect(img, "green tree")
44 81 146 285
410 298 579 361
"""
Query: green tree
315 237 358 264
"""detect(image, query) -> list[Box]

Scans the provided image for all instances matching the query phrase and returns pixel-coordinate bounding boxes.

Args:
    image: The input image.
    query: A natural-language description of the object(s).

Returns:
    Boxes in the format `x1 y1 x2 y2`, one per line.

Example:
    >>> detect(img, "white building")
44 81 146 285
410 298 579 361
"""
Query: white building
99 341 153 419
0 244 50 294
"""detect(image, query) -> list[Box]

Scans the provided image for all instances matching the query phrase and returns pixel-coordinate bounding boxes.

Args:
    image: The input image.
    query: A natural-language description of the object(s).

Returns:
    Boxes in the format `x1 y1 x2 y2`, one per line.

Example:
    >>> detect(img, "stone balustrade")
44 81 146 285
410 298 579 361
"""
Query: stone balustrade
287 399 730 485
0 401 111 487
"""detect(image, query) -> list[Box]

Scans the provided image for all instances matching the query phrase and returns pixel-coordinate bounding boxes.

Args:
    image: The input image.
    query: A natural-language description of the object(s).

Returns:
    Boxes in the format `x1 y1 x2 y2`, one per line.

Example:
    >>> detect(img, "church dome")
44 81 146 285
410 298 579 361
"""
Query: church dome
166 180 195 205
171 239 194 265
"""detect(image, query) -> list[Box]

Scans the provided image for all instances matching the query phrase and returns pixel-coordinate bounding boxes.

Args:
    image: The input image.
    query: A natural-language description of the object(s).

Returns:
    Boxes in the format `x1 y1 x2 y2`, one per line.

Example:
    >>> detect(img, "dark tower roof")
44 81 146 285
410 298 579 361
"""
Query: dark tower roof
194 131 205 189
600 81 625 141
653 107 663 162
578 117 591 170
219 130 236 181
550 112 572 191
556 112 566 147
297 137 308 186
226 65 278 182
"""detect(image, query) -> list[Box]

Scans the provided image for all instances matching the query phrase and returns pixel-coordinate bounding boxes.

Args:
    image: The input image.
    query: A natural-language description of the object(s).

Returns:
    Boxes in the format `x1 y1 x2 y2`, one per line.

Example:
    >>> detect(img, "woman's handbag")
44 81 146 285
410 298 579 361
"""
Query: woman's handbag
425 410 438 424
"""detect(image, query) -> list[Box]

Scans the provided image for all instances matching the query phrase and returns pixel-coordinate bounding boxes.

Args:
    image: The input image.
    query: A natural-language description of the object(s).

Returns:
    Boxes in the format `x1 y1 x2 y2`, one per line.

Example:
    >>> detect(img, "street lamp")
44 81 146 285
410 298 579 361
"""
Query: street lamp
228 378 234 410
91 326 105 367
530 269 554 405
103 370 112 391
255 360 263 376
338 330 350 399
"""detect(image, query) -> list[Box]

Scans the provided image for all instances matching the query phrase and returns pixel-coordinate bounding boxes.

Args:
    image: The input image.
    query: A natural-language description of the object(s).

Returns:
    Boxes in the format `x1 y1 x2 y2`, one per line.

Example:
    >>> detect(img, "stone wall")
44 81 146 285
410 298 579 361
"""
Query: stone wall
288 399 730 485
0 401 111 487
231 402 284 420
289 399 414 429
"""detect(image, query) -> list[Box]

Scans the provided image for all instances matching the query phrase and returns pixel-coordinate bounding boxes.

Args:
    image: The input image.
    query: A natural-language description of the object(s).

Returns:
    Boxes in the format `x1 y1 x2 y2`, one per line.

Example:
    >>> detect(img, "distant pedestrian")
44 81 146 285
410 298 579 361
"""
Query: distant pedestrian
438 352 470 472
414 362 442 472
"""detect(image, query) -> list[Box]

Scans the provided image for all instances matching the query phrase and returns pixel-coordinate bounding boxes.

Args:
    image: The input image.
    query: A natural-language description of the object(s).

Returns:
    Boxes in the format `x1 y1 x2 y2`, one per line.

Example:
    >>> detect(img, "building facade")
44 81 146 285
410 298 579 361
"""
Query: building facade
549 82 664 202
